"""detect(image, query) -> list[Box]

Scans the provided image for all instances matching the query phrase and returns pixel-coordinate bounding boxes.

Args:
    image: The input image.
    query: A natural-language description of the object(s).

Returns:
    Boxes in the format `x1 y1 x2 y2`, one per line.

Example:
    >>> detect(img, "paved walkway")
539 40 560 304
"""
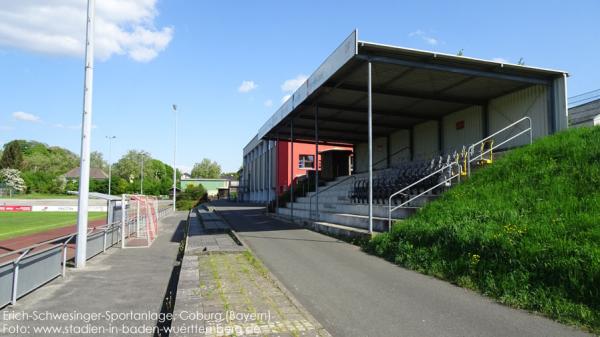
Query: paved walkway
213 201 592 337
0 211 187 337
172 207 330 336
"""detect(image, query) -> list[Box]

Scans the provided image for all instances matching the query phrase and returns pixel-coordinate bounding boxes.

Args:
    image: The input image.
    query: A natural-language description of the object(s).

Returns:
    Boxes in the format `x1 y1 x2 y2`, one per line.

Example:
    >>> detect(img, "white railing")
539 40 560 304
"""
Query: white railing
1 200 173 306
387 117 533 231
467 116 532 176
387 162 461 231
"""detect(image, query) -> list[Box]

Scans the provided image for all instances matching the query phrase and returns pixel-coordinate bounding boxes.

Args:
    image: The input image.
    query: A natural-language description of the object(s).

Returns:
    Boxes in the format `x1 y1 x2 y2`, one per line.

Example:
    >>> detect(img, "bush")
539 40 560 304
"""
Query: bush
176 199 197 211
364 127 600 332
22 171 64 194
183 183 206 200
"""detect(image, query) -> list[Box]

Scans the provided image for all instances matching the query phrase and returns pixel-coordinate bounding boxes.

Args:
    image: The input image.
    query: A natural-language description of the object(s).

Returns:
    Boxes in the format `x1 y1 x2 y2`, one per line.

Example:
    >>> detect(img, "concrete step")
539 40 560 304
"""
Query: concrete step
286 201 416 219
300 189 441 205
277 207 396 232
292 193 437 210
296 194 348 204
311 221 374 240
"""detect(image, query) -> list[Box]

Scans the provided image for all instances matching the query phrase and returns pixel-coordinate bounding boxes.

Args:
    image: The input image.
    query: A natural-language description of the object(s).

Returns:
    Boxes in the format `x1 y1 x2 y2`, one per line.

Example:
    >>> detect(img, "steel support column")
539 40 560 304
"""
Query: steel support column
368 62 374 234
314 104 319 220
290 120 294 221
275 136 279 211
266 140 270 209
121 194 126 248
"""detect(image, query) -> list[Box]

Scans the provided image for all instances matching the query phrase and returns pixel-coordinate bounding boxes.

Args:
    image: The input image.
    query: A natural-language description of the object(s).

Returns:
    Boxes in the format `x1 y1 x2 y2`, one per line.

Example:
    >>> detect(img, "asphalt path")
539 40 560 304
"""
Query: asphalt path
214 202 592 337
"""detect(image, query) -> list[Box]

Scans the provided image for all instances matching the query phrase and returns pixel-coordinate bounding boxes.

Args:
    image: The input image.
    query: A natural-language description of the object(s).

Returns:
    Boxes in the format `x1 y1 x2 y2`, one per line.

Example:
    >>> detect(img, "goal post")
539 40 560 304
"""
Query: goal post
120 194 159 248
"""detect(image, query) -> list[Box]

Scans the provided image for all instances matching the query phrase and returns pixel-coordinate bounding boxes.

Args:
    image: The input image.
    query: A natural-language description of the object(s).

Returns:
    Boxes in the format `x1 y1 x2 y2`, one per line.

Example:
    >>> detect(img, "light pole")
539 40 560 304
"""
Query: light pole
172 104 177 211
106 136 116 195
140 154 144 195
75 0 95 269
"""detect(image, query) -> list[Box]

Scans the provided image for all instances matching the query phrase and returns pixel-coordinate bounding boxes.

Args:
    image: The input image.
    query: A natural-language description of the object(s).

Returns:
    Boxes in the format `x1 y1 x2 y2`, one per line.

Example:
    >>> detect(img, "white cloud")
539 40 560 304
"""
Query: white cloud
492 57 509 63
281 74 308 93
52 123 98 130
0 126 14 131
53 123 78 130
13 111 40 123
264 99 273 107
409 30 439 46
281 94 291 103
0 1 173 62
238 80 257 93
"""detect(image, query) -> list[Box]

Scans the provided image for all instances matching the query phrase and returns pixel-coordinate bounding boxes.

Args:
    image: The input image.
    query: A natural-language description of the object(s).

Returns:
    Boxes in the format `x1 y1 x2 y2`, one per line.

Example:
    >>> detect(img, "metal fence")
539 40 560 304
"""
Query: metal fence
0 202 173 308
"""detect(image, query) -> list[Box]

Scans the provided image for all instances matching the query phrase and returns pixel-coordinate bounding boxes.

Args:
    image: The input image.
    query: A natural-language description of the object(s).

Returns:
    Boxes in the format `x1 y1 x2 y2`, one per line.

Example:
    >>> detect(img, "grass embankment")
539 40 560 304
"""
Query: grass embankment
0 212 106 241
365 126 600 332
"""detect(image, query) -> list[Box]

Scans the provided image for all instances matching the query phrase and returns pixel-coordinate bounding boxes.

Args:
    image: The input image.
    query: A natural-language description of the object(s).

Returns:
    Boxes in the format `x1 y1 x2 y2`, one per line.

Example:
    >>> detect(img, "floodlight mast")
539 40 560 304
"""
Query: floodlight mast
75 0 96 268
172 104 177 212
106 136 116 195
140 155 144 194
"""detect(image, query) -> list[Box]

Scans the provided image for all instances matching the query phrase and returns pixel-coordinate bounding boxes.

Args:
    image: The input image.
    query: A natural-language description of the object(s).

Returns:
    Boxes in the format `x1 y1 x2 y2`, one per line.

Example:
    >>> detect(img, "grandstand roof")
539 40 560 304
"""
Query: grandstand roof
245 30 568 154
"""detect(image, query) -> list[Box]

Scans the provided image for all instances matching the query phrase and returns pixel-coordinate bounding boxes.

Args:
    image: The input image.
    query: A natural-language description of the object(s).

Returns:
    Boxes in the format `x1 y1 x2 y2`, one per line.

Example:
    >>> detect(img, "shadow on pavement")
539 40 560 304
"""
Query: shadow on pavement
169 219 187 243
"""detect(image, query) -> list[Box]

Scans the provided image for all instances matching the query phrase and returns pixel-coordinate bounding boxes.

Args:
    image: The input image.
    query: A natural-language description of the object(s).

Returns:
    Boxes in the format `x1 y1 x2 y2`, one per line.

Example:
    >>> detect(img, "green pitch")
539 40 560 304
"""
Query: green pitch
0 212 106 241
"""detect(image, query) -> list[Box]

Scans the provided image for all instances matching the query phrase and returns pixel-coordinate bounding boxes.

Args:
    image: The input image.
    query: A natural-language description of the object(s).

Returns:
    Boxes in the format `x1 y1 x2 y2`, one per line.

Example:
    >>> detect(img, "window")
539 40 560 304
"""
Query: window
298 155 315 169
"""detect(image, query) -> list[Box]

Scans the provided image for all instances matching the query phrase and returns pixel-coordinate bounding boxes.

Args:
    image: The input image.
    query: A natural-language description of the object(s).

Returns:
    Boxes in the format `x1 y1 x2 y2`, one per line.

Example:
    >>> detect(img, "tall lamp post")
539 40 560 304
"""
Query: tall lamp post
106 136 116 195
172 104 177 211
75 0 95 269
140 154 144 195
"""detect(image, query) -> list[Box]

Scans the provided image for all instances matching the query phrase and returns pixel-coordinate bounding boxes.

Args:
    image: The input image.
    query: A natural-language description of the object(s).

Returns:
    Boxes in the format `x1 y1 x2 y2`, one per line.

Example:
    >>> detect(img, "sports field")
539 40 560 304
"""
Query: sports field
0 212 106 241
0 193 77 199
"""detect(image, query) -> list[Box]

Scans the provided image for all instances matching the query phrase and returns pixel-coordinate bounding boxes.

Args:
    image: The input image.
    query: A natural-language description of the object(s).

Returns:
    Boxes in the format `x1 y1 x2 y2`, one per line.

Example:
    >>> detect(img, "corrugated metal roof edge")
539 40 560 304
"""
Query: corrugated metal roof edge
243 30 569 155
358 41 569 77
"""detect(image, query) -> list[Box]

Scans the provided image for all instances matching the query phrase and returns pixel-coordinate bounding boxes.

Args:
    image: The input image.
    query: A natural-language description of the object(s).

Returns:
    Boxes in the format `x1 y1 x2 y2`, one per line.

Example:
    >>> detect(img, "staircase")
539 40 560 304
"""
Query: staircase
276 170 437 233
275 117 533 236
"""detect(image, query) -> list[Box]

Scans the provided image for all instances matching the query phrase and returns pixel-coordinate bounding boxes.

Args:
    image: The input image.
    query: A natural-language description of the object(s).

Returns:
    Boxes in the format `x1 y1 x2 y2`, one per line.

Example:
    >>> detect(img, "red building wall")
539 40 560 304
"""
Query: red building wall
276 140 352 195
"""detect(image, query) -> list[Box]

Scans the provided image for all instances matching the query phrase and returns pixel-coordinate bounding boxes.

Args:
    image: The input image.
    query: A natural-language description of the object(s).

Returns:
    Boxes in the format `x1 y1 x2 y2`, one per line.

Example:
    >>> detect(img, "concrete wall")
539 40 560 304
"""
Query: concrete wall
389 129 411 166
181 179 229 197
242 140 352 202
442 106 483 154
354 137 387 173
488 85 548 149
569 98 600 128
413 120 439 160
352 82 567 169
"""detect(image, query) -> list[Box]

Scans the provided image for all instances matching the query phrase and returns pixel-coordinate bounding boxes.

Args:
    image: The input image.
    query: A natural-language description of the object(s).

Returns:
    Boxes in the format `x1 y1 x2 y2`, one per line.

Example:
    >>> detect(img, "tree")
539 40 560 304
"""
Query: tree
113 150 151 180
1 141 24 169
90 151 108 171
191 158 221 179
111 150 175 195
0 168 26 197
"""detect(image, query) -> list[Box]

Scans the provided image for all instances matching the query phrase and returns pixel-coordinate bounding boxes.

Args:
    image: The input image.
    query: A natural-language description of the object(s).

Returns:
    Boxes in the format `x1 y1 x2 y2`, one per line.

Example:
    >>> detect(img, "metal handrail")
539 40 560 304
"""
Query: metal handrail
2 199 172 306
388 162 461 231
0 221 117 264
467 116 532 176
0 233 76 262
308 175 357 220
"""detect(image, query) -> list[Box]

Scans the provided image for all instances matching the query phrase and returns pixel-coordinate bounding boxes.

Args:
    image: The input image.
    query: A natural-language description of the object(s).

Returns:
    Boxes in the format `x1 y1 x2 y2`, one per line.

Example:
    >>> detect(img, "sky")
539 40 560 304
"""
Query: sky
0 0 599 173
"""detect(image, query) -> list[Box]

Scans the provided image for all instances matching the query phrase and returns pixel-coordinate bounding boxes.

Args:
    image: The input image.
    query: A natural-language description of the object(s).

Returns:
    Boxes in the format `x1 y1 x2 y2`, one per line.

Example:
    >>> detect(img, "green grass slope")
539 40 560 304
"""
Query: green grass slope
365 126 600 332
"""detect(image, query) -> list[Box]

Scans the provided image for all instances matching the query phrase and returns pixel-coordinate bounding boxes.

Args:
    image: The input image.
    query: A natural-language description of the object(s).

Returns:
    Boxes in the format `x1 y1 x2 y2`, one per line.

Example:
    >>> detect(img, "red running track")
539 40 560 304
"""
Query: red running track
0 219 107 263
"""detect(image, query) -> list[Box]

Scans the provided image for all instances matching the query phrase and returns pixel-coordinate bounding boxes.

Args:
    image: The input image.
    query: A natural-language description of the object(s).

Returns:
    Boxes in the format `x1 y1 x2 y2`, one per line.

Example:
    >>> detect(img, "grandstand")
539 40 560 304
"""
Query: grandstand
241 30 568 233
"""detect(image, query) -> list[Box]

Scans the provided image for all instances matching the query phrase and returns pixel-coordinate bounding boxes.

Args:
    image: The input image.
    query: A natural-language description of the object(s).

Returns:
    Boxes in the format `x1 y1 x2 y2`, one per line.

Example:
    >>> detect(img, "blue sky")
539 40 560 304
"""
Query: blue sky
0 0 599 172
